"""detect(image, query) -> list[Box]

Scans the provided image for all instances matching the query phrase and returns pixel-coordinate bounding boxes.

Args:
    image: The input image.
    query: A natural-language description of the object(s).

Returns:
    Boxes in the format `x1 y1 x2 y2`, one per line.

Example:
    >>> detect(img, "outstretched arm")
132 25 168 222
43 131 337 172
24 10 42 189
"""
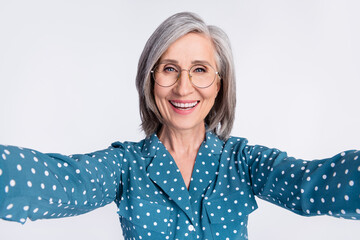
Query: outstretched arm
0 143 123 224
243 144 360 219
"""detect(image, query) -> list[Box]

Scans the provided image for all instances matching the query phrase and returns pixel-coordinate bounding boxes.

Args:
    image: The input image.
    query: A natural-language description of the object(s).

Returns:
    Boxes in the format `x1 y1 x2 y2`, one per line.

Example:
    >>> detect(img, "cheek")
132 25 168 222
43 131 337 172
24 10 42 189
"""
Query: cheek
200 89 218 114
204 86 219 102
154 85 165 101
154 85 170 111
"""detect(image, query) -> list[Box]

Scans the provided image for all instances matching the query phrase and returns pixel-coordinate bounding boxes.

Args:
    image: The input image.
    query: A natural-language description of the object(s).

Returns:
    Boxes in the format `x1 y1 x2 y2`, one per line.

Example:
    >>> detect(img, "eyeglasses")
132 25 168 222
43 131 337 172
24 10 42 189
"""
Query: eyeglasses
151 62 220 88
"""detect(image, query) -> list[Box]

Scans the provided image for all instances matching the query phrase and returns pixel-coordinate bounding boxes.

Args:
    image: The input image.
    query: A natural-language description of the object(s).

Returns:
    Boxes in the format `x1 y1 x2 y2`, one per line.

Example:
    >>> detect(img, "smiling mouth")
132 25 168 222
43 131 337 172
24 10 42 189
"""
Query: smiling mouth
169 100 199 110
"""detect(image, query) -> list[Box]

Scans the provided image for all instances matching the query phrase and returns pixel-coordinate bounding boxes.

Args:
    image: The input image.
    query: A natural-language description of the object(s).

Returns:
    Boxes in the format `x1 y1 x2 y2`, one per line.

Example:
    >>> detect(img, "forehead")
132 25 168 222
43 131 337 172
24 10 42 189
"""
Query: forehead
160 33 217 67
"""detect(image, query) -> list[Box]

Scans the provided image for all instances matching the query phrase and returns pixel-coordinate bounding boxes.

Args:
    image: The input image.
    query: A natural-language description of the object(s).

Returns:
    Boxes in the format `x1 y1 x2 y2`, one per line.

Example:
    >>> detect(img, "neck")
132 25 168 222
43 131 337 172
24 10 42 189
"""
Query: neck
158 124 206 154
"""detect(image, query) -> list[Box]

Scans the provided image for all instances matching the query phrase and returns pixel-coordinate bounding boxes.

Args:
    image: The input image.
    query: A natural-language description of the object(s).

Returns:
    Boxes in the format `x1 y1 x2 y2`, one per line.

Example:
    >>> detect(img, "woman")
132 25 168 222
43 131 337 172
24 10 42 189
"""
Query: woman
0 12 359 240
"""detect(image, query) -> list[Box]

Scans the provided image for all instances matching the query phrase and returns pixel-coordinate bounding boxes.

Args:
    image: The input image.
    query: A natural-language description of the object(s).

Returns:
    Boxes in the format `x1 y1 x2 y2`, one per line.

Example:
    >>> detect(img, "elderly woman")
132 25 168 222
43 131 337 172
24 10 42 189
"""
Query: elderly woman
0 12 359 240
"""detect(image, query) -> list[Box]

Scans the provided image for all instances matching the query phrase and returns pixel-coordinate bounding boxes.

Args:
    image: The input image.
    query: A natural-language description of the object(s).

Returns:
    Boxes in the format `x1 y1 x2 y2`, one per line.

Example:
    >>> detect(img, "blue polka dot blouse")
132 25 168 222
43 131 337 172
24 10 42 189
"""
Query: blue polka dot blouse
1 131 359 239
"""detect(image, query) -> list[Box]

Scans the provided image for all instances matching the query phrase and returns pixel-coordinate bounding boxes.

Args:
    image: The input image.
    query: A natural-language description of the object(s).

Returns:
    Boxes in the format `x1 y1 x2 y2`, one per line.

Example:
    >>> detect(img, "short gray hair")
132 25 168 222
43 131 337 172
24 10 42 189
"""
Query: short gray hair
136 12 236 140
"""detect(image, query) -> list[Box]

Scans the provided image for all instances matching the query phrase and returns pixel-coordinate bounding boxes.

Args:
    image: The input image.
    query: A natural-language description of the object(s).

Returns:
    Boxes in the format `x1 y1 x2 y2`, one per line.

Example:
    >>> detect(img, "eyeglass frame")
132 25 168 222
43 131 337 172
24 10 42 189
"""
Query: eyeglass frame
150 62 221 89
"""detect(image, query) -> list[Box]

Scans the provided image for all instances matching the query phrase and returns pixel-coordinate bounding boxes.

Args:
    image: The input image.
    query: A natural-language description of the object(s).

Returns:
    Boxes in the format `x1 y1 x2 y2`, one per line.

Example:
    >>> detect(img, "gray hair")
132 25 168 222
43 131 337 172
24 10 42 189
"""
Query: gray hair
136 12 236 140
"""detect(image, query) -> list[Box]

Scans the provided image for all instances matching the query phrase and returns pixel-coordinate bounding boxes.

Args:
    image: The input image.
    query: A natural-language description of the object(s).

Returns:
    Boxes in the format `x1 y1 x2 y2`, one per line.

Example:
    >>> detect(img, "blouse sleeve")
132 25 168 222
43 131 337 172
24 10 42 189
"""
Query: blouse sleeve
242 144 360 219
0 143 123 224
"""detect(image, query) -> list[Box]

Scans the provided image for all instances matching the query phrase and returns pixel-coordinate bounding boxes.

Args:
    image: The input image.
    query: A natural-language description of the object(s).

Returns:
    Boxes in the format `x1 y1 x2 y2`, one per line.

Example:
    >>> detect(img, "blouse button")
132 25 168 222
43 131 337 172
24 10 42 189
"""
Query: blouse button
188 225 195 231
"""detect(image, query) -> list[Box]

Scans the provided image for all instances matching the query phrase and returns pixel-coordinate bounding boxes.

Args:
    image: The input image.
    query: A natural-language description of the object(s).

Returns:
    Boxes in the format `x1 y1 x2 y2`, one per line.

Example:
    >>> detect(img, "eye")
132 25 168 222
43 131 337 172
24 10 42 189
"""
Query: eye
192 65 207 73
162 65 178 73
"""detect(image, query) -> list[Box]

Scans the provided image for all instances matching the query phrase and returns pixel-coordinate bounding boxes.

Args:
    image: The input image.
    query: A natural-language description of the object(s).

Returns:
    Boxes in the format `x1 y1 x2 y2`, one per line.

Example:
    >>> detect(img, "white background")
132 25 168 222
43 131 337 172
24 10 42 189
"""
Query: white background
0 0 359 239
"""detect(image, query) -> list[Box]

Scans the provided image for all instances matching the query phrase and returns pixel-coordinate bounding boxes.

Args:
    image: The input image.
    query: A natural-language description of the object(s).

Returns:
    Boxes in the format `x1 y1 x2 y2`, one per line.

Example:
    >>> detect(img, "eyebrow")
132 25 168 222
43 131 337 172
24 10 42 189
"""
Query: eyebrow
160 59 213 66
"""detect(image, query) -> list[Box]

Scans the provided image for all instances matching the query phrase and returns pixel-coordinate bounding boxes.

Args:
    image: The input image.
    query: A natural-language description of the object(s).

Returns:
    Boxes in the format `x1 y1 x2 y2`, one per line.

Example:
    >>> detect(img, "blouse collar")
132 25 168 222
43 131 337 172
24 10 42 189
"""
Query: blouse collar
140 131 224 158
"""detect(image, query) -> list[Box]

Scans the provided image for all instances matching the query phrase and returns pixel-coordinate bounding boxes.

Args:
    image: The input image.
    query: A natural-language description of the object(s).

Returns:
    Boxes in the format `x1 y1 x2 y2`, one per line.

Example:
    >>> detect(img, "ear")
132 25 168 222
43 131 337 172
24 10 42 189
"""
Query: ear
216 77 221 94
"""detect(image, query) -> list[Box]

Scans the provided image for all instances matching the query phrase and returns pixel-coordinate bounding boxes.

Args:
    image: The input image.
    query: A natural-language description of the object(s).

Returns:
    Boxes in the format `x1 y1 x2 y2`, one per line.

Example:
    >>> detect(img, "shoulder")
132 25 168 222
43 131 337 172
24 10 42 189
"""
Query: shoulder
111 139 145 149
224 136 277 154
223 136 249 151
110 139 146 155
222 136 273 163
110 134 159 158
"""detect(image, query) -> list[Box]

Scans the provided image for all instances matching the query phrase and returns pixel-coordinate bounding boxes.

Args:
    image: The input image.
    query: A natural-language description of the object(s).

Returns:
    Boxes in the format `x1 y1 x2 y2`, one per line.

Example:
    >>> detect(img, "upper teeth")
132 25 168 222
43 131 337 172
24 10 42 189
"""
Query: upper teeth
171 101 198 108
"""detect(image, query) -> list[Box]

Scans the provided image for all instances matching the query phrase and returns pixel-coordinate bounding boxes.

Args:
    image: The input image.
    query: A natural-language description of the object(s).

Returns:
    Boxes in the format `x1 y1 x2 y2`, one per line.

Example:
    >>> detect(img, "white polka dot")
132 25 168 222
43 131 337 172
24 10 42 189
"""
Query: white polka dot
10 179 16 187
17 164 22 171
27 181 32 187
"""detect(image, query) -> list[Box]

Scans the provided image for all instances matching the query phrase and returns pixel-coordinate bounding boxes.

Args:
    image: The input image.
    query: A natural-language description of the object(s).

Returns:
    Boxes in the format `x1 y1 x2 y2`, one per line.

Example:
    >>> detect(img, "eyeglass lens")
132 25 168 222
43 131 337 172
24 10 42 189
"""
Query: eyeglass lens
152 63 217 88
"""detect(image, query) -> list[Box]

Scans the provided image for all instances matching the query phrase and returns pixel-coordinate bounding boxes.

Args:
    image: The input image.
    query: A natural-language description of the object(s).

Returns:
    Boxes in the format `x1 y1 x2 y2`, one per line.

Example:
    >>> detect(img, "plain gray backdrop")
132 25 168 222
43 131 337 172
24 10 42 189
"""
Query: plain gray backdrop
0 0 359 239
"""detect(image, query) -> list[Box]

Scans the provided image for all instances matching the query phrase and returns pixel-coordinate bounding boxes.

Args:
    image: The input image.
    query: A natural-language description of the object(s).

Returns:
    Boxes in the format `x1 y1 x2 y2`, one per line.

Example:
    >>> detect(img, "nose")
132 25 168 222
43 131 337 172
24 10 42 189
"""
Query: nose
173 69 194 96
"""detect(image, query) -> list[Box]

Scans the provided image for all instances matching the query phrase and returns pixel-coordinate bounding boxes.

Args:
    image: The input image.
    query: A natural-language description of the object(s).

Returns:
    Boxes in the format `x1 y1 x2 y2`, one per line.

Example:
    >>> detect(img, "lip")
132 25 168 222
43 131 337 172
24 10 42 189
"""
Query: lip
169 100 199 115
